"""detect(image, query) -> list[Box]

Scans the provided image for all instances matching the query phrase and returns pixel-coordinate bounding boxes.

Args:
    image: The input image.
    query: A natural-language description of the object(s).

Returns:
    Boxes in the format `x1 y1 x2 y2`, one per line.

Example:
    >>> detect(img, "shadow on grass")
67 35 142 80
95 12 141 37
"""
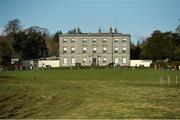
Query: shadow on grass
119 81 180 88
0 74 16 80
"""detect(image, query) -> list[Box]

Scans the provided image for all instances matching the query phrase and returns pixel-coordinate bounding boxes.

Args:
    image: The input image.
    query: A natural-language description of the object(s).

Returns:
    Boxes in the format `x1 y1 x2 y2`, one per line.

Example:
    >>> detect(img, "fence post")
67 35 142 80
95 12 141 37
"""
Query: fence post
167 76 170 85
176 75 178 85
160 76 162 86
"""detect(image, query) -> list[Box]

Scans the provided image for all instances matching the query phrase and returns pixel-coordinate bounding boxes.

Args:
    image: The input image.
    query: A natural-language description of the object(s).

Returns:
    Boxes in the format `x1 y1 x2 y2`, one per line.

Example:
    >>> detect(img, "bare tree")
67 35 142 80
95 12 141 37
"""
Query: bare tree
4 19 22 34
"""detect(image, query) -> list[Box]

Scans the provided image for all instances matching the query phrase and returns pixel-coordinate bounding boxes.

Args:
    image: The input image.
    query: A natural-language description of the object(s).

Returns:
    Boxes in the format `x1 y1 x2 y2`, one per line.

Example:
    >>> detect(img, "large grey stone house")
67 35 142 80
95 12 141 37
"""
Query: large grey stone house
59 29 130 67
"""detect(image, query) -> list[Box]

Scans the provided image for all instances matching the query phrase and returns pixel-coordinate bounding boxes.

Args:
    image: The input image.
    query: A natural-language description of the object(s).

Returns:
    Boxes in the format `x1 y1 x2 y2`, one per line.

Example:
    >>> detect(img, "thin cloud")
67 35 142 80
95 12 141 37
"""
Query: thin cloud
134 32 148 43
0 27 5 36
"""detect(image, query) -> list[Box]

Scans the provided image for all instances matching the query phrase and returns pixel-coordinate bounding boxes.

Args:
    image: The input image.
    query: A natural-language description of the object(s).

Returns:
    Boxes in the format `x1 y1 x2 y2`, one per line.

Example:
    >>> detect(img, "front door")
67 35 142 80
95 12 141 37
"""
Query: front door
92 58 96 66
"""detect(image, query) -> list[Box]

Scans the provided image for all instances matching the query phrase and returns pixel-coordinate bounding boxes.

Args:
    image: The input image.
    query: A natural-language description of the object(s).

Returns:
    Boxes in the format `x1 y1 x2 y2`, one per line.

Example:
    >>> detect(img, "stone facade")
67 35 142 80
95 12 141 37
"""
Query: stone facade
59 33 130 67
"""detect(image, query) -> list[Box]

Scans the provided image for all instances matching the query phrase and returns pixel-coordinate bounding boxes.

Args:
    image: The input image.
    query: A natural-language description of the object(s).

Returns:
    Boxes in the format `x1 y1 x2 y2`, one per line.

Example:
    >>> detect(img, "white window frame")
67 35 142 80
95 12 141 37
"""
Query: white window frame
115 58 118 64
103 47 107 53
89 57 92 64
83 47 87 51
103 57 107 63
71 38 75 42
63 47 67 51
71 47 75 53
122 58 127 64
98 57 101 62
122 47 126 53
103 38 107 42
83 47 87 53
83 38 87 42
83 58 87 65
122 38 127 42
63 58 67 64
71 47 75 51
114 47 118 53
63 38 67 43
93 47 97 53
103 47 107 51
93 38 97 42
63 47 67 53
71 58 75 64
114 38 118 42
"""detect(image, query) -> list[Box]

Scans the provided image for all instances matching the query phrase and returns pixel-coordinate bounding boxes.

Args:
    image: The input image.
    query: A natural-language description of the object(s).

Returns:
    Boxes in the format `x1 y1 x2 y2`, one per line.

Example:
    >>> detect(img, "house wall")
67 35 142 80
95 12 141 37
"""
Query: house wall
23 60 59 68
130 60 152 67
38 60 59 67
59 33 131 67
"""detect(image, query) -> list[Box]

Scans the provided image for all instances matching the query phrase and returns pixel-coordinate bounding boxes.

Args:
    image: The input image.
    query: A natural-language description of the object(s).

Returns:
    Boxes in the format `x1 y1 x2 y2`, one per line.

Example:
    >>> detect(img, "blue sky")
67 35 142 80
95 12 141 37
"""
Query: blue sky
0 0 180 43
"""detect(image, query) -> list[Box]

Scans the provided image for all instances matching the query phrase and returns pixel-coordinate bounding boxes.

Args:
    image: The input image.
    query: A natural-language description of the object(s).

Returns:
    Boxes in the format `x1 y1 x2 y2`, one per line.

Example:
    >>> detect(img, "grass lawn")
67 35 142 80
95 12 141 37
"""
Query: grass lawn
0 68 180 118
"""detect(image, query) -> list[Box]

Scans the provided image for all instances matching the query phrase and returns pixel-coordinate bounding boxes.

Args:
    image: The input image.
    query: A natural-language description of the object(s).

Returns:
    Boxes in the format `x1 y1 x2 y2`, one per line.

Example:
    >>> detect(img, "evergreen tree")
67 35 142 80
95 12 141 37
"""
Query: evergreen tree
77 27 81 34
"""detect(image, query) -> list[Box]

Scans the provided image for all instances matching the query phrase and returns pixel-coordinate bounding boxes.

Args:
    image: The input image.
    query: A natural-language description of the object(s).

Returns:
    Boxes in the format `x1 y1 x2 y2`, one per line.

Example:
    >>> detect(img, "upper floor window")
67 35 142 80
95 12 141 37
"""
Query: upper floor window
71 38 75 42
63 47 67 53
93 38 97 43
114 47 118 53
63 38 67 43
122 46 127 53
114 38 118 42
83 58 87 64
122 38 127 42
93 47 97 53
83 47 87 53
83 38 87 42
103 38 107 42
71 47 75 53
103 47 107 53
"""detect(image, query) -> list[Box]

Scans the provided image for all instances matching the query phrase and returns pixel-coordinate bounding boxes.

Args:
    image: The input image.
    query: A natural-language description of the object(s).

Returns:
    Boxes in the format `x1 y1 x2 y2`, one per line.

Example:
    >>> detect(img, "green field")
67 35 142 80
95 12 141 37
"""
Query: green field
0 68 180 119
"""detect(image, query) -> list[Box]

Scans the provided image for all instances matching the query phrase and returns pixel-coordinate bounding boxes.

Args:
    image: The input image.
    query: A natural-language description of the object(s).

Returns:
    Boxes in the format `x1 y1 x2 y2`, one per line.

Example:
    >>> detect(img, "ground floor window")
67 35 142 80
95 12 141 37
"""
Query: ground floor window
83 58 86 65
89 58 92 64
122 57 127 64
63 58 67 64
115 58 118 64
71 58 75 64
103 57 107 63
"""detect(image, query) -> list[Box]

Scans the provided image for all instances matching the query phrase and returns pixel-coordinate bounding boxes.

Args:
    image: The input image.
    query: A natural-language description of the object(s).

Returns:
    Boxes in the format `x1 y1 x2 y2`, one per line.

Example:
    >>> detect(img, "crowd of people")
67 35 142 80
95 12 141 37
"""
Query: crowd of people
0 61 52 71
1 62 180 71
154 64 180 70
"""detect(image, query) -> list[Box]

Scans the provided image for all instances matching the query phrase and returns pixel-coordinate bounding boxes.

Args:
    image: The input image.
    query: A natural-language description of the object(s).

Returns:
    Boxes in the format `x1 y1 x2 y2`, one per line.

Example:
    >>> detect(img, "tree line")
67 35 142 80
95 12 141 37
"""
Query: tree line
0 19 60 64
131 27 180 61
0 19 180 65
